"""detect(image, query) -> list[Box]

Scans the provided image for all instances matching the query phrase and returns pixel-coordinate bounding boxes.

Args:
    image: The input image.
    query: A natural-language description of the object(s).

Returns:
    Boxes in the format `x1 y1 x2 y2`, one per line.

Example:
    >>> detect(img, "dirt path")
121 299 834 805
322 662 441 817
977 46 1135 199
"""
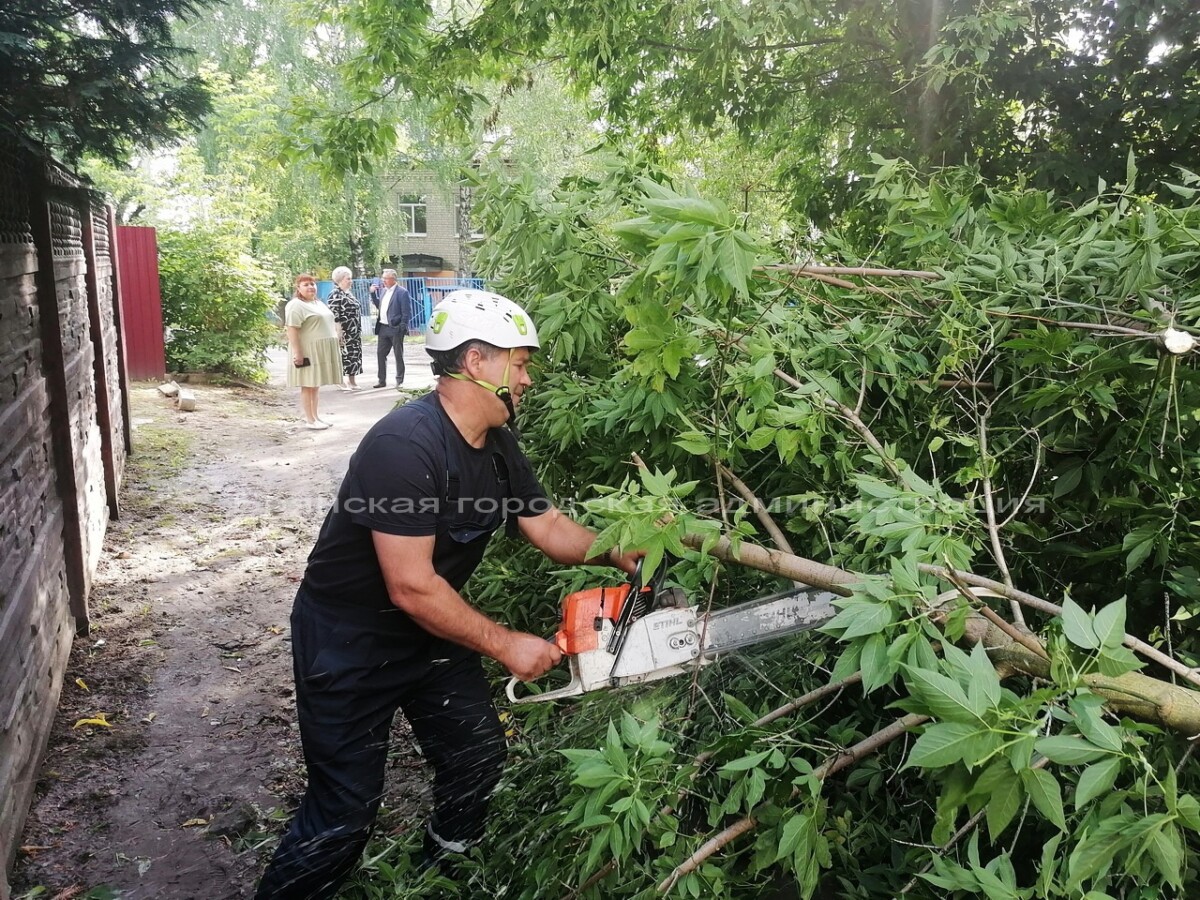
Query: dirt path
11 344 436 899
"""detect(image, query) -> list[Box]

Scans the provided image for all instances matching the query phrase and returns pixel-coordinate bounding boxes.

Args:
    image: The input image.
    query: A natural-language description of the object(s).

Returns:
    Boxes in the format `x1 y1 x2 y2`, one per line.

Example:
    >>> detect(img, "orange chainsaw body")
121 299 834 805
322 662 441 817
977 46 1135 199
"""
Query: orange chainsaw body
555 585 643 654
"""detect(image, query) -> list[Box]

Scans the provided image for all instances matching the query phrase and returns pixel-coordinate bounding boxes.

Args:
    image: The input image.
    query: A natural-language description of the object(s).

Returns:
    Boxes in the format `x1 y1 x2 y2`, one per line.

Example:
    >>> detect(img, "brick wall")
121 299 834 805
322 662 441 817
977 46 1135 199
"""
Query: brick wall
383 170 467 272
0 144 128 895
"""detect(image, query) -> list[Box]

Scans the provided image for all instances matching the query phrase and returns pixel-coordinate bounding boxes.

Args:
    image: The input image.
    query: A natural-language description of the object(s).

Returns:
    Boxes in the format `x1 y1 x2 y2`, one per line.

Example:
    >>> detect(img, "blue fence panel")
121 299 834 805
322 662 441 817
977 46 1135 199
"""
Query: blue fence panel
347 276 486 333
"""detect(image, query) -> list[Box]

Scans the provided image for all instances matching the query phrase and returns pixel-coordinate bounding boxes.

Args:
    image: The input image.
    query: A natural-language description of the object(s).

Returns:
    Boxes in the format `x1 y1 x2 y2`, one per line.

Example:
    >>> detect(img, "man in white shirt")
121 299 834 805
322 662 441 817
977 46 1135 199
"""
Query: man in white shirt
372 268 412 388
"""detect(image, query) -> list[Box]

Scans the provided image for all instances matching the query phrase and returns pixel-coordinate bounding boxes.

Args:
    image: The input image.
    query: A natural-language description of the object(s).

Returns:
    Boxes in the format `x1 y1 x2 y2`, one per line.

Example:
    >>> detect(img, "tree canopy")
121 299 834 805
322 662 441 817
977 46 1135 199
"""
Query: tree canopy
0 0 214 162
313 0 1200 222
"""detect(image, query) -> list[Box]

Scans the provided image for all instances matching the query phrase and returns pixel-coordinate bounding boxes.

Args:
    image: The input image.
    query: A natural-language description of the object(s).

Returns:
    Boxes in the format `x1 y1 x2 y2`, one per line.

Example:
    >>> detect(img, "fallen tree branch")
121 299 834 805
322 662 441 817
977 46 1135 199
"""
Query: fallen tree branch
760 264 940 280
562 672 865 900
987 311 1153 337
680 534 1200 697
682 533 857 595
977 410 1024 626
919 563 1200 692
714 461 796 557
657 714 929 891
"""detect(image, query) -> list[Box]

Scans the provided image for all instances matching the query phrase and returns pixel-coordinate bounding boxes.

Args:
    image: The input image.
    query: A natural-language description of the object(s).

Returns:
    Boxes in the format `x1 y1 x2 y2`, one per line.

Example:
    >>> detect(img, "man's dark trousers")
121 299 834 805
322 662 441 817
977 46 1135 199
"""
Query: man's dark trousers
254 590 507 900
376 323 405 386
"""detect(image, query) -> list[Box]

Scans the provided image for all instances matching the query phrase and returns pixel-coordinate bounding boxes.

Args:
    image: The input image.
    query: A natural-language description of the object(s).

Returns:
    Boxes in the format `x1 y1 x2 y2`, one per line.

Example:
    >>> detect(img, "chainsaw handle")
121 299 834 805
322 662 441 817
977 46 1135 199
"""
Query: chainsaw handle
506 658 586 704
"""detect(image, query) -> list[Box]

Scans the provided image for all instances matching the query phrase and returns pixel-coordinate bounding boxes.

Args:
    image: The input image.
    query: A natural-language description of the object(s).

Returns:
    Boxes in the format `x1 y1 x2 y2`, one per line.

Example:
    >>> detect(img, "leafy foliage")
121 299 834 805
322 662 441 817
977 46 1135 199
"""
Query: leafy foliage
344 153 1200 898
315 0 1200 224
0 0 214 162
83 0 395 276
156 226 282 380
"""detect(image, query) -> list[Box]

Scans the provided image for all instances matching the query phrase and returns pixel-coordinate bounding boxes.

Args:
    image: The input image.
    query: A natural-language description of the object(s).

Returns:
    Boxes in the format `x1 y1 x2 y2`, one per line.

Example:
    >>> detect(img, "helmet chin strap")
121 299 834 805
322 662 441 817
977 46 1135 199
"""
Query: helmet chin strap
447 350 522 439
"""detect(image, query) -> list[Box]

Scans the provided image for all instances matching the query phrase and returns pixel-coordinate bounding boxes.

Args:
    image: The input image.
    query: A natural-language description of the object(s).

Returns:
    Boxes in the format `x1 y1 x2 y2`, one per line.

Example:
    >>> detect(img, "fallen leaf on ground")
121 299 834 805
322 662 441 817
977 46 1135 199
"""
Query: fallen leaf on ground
75 678 89 692
73 714 112 729
182 818 209 827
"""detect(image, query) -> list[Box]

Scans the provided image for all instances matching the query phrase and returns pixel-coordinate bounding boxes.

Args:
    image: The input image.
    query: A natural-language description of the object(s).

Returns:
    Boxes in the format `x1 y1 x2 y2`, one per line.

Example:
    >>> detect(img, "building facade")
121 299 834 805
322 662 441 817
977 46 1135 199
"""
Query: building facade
381 169 479 278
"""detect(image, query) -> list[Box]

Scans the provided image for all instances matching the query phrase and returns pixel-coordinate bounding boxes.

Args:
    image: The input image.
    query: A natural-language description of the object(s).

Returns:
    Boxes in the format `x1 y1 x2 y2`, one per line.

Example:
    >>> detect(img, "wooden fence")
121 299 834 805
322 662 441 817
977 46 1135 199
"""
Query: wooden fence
0 140 130 897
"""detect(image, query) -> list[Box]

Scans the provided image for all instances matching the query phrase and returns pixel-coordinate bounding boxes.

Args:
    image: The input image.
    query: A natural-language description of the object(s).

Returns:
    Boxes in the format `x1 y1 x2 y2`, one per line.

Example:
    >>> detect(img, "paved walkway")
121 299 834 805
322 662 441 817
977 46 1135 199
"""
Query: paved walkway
266 337 437 478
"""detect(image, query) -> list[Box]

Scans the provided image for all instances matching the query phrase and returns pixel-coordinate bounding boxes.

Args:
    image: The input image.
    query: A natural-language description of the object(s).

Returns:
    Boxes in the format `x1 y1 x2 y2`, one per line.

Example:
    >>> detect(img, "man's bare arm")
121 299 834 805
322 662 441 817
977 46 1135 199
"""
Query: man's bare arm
518 508 641 573
372 531 560 680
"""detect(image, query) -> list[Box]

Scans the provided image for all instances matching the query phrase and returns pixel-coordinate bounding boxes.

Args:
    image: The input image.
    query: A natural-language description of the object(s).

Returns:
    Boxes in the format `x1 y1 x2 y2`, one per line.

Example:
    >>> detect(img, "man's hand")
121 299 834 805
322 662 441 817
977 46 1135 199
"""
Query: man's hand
499 632 563 681
608 547 646 575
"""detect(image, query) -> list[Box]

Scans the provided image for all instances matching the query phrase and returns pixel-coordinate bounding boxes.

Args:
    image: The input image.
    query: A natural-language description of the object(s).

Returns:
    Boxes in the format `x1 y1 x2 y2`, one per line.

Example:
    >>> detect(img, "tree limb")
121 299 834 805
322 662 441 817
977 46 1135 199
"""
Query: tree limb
657 714 929 891
759 264 939 280
714 461 797 557
679 534 1200 694
940 569 1046 660
976 410 1024 626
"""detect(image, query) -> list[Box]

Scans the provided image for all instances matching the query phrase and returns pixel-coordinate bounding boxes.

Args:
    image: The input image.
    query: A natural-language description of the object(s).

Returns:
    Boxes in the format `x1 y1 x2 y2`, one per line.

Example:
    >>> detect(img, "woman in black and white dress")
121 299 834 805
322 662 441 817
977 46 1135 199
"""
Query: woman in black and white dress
327 266 363 390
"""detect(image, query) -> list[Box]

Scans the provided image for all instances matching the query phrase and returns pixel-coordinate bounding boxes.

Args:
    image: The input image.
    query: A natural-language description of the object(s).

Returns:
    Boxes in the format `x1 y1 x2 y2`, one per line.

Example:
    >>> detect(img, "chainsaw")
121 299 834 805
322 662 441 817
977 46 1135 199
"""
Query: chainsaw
506 559 839 704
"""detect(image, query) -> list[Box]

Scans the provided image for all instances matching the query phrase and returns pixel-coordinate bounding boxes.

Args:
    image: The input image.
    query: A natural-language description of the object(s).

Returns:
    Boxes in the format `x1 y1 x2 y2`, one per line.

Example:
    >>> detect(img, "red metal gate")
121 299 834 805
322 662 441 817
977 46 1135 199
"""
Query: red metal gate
115 225 165 380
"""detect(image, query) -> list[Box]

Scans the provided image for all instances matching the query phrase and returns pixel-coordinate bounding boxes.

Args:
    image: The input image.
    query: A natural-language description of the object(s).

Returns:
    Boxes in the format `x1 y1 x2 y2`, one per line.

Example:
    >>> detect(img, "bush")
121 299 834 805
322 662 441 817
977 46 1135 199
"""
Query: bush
157 226 282 381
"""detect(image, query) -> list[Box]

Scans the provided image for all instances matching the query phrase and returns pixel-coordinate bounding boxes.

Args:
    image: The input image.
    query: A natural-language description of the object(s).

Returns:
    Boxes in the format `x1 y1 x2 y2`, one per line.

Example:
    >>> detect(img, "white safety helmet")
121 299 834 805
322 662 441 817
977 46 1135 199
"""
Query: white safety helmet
425 289 540 352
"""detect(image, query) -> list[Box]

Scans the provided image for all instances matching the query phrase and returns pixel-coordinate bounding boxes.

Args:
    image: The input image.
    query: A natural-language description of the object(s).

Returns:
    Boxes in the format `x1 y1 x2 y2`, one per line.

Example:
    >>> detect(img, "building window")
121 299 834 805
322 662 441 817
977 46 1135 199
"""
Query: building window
397 195 427 236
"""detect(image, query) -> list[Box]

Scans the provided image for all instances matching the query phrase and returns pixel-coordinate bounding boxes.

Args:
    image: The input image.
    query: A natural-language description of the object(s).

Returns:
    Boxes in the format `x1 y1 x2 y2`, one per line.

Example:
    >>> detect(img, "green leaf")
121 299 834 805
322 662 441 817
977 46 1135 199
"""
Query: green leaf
1144 823 1183 886
1075 758 1122 809
1035 835 1064 896
745 427 776 451
826 599 896 640
982 768 1024 839
904 722 986 769
858 633 892 693
1071 697 1123 752
1060 597 1099 650
1124 535 1156 574
1067 814 1139 889
1036 734 1112 765
1091 600 1126 649
901 665 979 723
1053 461 1084 498
1095 645 1143 677
720 749 772 773
1175 794 1200 831
775 812 809 861
964 643 1002 712
674 431 711 456
1022 767 1066 831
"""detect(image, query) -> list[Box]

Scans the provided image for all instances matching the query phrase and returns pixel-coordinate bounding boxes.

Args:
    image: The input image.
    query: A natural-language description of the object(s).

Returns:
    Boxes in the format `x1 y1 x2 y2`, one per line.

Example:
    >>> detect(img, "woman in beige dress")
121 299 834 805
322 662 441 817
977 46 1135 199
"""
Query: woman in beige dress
284 274 341 430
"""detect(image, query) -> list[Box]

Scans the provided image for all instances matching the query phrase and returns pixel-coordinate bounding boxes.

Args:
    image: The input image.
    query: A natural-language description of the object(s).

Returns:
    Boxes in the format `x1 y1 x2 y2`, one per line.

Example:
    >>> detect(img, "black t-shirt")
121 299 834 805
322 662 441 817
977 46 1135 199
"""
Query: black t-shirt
301 393 550 626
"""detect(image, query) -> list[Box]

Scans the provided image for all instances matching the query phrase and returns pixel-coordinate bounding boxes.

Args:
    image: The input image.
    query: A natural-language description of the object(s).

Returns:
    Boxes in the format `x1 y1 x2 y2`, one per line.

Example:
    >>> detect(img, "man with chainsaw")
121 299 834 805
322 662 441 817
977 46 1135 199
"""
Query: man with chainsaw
256 290 641 900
